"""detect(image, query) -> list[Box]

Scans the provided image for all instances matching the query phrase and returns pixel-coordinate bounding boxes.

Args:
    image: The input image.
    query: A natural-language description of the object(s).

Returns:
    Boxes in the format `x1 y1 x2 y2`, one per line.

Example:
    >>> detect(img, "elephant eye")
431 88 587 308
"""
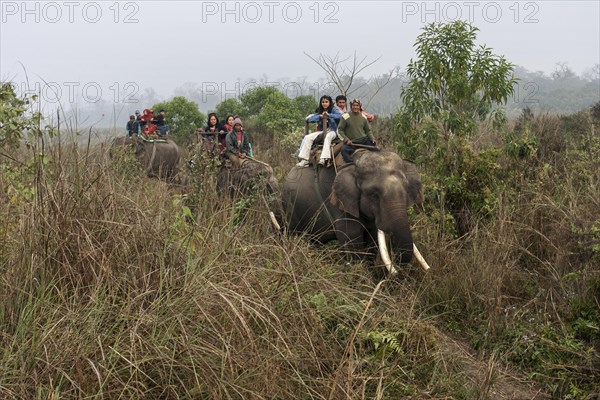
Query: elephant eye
368 189 379 199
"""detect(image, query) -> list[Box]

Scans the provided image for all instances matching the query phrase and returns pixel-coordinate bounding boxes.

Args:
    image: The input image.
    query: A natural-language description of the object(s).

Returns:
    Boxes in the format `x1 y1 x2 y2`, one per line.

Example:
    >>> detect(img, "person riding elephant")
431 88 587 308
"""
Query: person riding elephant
282 149 424 274
338 99 376 164
126 115 141 137
111 136 181 180
295 95 343 168
152 109 169 136
224 118 251 167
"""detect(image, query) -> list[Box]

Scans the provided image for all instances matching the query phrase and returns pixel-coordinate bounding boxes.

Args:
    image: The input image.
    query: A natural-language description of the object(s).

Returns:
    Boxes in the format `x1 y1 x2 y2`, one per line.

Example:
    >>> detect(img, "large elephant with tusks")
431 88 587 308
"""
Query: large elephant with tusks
111 136 180 180
282 149 427 275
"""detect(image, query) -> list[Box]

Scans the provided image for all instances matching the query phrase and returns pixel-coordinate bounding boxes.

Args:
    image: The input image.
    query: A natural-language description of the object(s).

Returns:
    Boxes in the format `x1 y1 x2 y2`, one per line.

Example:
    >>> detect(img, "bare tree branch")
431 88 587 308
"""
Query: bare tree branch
304 52 398 109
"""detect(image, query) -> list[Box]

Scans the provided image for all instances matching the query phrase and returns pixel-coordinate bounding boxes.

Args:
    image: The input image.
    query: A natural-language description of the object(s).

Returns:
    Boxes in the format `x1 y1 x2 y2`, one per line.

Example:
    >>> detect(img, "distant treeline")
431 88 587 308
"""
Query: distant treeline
44 63 600 129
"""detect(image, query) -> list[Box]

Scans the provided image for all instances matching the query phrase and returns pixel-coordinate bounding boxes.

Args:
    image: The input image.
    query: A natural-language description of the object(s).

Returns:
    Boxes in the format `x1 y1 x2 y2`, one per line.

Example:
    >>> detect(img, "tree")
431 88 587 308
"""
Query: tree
0 82 44 150
293 95 318 116
214 98 244 120
551 61 576 81
397 21 516 236
255 91 303 135
214 89 316 137
152 96 205 145
239 86 281 118
305 52 399 109
400 21 516 141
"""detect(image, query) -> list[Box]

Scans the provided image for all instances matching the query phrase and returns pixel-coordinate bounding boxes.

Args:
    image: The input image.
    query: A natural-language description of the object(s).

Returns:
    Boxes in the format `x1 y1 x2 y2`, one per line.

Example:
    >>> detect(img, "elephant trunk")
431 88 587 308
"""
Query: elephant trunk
377 205 414 264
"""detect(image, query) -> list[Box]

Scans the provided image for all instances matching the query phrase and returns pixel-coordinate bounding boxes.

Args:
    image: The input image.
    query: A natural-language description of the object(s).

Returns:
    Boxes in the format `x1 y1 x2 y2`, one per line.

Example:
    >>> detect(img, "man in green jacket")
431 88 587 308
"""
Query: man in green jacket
337 99 376 163
225 118 251 167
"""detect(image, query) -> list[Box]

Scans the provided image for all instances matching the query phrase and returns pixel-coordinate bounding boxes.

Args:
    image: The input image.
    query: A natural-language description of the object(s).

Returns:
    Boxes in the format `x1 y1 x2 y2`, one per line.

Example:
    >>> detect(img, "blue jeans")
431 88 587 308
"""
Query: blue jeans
341 137 374 163
157 125 169 136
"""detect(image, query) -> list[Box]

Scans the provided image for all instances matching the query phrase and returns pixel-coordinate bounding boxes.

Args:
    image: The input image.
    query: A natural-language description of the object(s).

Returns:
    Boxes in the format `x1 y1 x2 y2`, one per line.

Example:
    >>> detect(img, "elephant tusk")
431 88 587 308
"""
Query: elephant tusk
377 230 397 276
246 156 271 168
269 211 281 231
413 244 430 271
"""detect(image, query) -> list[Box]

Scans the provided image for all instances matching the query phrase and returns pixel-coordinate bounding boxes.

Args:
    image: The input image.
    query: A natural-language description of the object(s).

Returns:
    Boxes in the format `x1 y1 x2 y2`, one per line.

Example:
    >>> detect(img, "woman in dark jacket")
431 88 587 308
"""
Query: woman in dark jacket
204 113 226 134
205 113 227 156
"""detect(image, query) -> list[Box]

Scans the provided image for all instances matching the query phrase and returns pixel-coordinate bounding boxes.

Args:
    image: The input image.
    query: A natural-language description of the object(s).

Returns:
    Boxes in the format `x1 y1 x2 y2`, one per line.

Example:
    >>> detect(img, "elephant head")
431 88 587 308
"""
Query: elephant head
111 136 180 180
330 151 424 265
217 158 283 232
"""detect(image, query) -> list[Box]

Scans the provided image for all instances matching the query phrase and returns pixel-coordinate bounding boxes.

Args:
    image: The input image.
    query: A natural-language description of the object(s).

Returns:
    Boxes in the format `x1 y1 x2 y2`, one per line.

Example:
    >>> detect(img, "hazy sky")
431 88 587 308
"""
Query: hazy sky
1 0 599 107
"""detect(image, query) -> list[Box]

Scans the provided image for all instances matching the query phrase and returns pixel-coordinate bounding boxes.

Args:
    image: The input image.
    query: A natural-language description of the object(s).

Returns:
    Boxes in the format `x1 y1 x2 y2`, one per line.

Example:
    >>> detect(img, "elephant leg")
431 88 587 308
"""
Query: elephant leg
334 216 366 263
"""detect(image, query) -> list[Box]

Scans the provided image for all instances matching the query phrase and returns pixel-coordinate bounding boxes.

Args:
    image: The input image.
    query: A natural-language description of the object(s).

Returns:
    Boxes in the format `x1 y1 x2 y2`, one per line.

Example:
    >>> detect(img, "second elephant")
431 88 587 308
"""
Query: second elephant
217 158 283 231
111 136 180 180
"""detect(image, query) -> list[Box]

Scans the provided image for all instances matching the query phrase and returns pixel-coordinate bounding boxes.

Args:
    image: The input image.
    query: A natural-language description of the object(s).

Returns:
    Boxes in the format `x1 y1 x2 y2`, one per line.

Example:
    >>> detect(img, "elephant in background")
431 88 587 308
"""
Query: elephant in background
217 158 283 231
111 136 180 180
282 150 424 272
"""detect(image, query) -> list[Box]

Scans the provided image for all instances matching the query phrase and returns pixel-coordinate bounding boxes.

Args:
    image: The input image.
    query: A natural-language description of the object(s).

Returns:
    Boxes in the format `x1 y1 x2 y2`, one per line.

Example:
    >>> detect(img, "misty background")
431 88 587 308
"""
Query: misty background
1 1 599 129
6 63 599 130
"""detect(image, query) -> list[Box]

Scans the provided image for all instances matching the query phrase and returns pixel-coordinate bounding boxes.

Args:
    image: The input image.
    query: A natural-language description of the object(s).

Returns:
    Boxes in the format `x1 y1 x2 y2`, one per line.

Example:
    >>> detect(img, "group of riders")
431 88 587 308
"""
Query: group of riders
126 109 169 139
194 113 254 168
126 94 375 169
295 94 375 168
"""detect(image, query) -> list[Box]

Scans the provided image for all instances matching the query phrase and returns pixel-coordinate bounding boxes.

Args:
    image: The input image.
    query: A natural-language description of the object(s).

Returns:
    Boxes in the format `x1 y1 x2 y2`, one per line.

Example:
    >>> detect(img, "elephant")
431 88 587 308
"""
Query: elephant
111 136 181 180
217 157 284 231
282 149 424 274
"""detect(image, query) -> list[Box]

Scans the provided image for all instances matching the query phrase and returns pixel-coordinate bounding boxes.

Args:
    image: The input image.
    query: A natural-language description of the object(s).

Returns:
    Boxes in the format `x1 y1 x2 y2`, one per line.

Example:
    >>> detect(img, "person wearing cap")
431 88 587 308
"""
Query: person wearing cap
126 115 140 137
335 94 374 122
225 118 251 167
152 109 168 136
337 99 377 164
134 110 142 122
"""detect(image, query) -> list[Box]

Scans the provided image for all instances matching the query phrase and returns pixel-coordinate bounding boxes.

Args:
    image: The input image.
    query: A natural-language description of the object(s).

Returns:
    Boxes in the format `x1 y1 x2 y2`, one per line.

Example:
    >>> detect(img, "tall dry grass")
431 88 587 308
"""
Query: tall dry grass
410 110 600 397
1 109 598 399
0 132 479 399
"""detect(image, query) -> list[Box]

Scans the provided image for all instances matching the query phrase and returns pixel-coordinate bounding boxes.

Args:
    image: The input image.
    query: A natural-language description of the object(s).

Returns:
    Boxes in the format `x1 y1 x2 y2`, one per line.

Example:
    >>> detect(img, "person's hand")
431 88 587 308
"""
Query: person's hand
347 140 353 145
239 153 246 159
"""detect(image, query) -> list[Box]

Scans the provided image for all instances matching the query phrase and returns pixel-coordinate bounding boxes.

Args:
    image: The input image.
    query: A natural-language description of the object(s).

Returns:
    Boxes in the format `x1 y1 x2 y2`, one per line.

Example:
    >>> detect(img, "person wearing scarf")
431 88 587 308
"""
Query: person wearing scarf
224 118 251 167
338 99 377 164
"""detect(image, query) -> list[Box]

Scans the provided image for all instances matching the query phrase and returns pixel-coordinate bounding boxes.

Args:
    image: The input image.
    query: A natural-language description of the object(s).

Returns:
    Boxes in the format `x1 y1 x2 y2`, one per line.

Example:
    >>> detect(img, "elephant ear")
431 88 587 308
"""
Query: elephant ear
134 141 145 157
331 165 360 219
402 159 424 207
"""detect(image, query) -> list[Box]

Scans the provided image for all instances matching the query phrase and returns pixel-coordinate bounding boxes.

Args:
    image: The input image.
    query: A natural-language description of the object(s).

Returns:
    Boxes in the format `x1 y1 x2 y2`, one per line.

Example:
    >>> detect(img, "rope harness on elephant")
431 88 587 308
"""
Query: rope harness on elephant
145 141 158 174
312 166 336 227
